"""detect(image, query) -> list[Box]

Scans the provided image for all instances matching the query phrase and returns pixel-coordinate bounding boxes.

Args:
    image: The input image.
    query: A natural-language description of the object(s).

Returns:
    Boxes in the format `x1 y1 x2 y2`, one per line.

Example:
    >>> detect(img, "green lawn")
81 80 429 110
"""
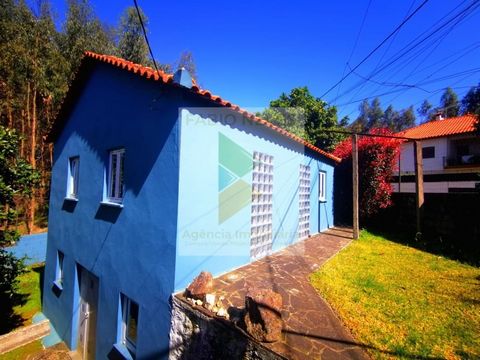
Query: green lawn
14 263 44 324
310 231 480 360
1 264 44 359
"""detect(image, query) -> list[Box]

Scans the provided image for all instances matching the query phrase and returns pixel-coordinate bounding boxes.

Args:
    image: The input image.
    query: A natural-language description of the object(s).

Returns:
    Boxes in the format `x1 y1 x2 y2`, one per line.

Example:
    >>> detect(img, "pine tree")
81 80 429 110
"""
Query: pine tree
417 100 433 122
118 6 150 65
367 98 384 130
61 0 116 76
461 84 480 115
440 87 460 118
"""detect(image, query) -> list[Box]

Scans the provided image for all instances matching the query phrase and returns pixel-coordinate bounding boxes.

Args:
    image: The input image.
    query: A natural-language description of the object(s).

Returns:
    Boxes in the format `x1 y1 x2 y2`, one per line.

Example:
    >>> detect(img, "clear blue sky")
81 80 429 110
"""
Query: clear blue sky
48 0 480 122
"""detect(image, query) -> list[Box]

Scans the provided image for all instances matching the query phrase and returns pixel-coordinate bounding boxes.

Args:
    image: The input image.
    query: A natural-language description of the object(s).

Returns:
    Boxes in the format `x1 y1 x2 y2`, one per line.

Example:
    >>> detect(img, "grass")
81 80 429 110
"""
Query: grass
1 341 43 360
14 263 44 324
0 264 44 359
310 230 480 360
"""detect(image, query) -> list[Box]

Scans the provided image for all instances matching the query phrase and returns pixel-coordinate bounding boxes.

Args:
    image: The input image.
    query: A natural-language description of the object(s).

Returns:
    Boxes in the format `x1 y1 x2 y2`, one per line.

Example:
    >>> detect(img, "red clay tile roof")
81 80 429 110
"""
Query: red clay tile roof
397 114 478 140
50 51 340 163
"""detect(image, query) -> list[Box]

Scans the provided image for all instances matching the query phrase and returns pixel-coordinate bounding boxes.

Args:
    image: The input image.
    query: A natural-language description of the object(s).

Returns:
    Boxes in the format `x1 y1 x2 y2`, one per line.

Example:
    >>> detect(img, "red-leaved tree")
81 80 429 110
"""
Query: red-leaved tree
333 129 401 219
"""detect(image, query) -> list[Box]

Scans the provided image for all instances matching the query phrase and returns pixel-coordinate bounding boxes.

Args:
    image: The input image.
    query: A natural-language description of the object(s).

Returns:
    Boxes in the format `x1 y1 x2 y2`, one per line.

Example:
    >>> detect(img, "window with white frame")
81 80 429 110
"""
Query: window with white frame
319 171 326 202
121 294 139 356
299 165 310 240
55 251 64 287
67 157 79 199
108 149 125 203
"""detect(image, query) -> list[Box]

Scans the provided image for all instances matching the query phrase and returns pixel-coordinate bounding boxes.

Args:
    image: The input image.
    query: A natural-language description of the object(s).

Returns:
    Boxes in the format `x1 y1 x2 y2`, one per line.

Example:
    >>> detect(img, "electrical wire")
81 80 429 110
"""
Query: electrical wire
133 0 159 73
320 0 431 98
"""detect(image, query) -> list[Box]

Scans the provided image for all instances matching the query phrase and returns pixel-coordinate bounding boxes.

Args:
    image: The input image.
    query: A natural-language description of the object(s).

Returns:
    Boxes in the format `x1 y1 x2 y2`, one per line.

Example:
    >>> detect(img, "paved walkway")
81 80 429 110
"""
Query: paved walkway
213 227 369 360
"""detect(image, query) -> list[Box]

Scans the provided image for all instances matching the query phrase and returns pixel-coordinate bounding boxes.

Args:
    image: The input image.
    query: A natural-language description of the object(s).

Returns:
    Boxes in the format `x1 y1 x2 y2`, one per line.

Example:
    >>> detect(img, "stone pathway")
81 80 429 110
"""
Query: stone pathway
212 227 369 360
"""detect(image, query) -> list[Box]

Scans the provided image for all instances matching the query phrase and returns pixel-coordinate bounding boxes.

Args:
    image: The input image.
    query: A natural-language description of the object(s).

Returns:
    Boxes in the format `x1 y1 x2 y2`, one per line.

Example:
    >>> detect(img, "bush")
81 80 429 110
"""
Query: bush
333 129 401 220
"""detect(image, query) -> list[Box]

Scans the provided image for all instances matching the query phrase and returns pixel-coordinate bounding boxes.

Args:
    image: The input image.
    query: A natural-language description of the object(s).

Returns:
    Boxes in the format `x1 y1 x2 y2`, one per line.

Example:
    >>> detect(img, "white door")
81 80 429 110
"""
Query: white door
77 268 99 360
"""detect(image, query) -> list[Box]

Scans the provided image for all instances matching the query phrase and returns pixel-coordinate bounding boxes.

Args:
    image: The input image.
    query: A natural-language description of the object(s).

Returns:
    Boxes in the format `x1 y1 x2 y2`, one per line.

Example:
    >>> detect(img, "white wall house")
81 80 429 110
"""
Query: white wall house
393 115 480 194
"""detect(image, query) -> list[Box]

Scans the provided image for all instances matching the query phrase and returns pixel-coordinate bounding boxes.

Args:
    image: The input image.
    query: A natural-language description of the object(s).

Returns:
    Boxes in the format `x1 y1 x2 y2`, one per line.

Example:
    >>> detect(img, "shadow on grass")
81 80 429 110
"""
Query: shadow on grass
0 264 45 336
363 226 480 267
32 264 45 306
284 329 446 360
0 292 28 335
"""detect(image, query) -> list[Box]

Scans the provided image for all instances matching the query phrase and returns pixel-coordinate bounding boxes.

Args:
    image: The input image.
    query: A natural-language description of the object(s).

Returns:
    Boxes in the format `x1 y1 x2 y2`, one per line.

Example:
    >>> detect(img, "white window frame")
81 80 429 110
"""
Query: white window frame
121 295 139 355
107 149 125 203
319 171 327 202
55 251 64 287
67 157 79 199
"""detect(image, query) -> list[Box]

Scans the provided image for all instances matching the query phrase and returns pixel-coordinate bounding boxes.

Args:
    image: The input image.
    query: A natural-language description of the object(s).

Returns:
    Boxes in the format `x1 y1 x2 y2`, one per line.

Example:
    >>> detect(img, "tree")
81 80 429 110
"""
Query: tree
0 126 39 333
440 87 459 118
261 87 346 151
350 99 369 133
117 6 150 65
333 128 401 219
61 0 116 76
417 100 433 122
461 83 480 115
381 105 400 131
367 98 384 130
395 106 416 132
175 51 197 81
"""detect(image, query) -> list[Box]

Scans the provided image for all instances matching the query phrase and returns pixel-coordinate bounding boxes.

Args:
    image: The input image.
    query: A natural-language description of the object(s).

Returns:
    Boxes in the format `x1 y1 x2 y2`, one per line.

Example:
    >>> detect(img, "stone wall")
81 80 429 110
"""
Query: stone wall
169 297 285 360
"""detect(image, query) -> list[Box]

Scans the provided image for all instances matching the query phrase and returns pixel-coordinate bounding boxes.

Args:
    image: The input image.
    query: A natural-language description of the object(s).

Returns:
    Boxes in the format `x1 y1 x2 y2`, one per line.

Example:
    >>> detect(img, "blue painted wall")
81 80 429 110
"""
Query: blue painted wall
175 107 335 291
43 63 181 359
6 232 47 265
44 62 336 359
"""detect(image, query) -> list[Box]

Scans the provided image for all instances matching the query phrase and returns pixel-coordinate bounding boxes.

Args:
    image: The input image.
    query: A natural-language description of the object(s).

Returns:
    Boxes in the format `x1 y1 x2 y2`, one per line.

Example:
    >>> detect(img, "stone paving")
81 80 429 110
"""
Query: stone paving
211 227 369 360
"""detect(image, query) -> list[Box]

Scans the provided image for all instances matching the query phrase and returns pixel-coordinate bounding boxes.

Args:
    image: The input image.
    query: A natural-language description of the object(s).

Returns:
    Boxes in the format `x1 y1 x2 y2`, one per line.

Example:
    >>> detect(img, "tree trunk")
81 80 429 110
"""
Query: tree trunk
26 85 37 234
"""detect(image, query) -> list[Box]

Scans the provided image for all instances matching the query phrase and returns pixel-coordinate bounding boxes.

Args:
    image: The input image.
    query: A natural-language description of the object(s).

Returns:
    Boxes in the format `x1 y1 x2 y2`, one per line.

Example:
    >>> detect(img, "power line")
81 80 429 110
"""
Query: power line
133 0 159 73
334 0 373 105
351 1 477 104
320 0 431 98
333 0 417 105
336 0 479 103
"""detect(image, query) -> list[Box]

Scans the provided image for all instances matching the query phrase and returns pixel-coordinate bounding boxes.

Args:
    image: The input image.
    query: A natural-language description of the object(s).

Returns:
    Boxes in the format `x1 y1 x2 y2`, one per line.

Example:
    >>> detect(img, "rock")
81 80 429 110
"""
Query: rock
216 307 227 318
185 271 213 300
244 288 283 343
205 293 216 306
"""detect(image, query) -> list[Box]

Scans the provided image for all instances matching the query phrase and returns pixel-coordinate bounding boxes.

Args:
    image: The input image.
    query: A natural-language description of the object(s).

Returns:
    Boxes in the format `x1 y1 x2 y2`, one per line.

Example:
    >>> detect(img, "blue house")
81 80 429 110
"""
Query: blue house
43 52 340 359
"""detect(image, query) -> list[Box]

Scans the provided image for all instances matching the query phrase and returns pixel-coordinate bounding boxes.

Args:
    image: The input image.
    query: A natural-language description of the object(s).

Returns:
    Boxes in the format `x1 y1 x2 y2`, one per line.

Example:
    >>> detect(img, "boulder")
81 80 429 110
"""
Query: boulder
185 271 213 300
244 288 283 342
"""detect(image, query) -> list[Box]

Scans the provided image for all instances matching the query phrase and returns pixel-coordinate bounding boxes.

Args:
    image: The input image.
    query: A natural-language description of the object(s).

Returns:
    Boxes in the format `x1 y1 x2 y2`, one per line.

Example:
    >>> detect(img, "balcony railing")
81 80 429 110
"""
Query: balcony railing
444 154 480 168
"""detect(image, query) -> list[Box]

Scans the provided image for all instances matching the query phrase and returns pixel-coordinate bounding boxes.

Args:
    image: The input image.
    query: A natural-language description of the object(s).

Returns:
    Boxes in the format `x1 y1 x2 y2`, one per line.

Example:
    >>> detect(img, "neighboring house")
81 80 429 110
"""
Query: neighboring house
42 52 339 359
393 114 480 193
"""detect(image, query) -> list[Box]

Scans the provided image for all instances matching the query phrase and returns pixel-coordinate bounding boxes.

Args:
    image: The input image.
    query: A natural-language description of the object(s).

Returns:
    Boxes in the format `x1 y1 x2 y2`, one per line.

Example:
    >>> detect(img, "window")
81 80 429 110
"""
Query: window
67 157 79 199
422 146 435 159
121 295 139 356
251 152 274 259
299 165 310 240
319 171 326 202
108 149 125 203
54 251 64 288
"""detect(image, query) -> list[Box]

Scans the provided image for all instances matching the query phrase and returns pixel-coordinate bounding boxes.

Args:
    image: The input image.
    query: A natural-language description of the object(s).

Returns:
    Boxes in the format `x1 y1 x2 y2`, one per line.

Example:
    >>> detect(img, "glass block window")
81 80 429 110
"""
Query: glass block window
251 152 274 259
299 165 311 240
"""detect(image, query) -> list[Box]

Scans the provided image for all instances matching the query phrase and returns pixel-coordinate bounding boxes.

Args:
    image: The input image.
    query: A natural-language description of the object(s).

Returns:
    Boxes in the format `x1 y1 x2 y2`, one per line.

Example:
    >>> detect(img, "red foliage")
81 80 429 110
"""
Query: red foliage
333 128 402 218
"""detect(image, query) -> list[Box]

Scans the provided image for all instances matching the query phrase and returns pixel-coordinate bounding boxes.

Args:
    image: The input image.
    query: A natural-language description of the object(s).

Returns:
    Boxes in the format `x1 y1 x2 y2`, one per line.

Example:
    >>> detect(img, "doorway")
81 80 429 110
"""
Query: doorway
77 267 99 360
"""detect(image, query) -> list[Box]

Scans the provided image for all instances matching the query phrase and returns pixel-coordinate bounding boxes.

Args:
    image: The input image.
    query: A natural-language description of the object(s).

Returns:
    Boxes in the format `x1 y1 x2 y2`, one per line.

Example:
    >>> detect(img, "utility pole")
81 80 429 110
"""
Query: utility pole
352 134 359 240
413 141 424 237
